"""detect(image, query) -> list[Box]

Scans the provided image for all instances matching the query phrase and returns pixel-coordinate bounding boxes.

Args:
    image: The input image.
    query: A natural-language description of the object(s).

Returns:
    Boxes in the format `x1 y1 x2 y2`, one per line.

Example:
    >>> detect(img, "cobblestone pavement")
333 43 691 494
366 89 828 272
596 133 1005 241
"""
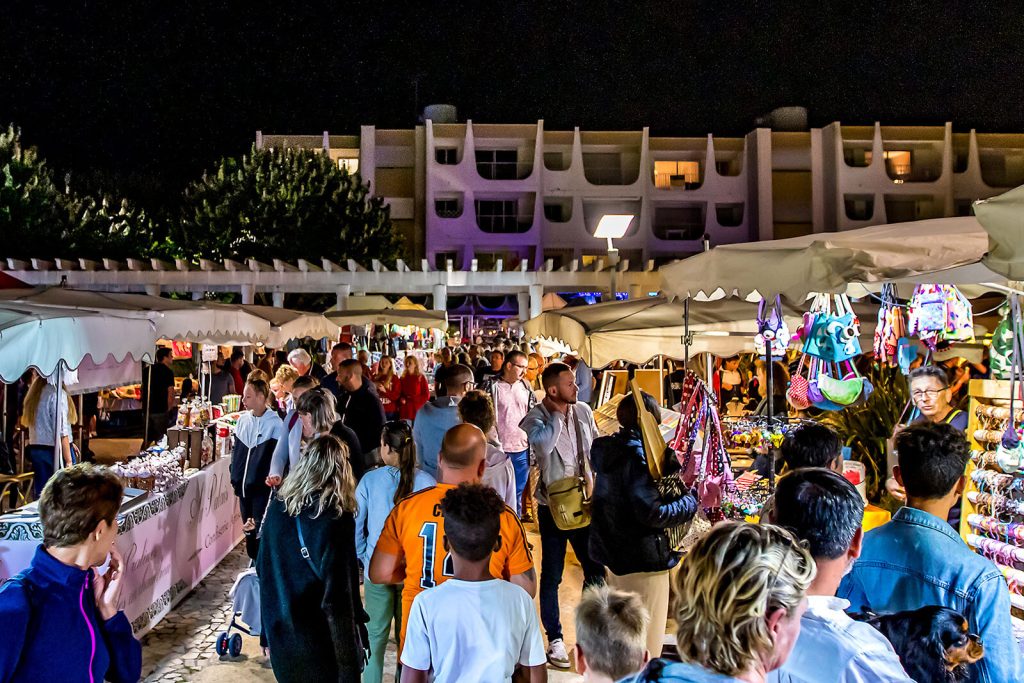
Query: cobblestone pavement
141 525 586 682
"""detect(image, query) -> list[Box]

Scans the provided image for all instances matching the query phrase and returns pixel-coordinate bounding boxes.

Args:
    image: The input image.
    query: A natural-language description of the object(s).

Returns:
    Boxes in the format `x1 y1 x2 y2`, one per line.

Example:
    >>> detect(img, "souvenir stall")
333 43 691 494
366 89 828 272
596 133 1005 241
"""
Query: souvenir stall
326 306 448 381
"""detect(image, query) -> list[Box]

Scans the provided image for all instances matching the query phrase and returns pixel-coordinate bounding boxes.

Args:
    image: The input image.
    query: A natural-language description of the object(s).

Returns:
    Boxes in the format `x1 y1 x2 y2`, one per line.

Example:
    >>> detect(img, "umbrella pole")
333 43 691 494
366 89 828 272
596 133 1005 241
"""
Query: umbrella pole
683 298 691 364
765 319 776 492
53 365 63 473
143 362 152 447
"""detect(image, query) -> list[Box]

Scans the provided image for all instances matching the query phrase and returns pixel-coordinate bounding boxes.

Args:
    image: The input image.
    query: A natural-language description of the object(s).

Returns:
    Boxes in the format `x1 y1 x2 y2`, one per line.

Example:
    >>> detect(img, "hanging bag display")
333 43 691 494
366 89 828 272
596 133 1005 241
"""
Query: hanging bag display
803 294 861 362
754 295 791 359
908 284 974 350
786 354 813 410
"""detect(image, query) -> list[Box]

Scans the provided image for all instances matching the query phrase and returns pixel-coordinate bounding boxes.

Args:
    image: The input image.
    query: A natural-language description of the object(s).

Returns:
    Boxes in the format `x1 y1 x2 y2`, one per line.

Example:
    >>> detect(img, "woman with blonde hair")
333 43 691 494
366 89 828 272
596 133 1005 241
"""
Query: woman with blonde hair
20 374 78 497
273 364 300 413
397 355 429 423
628 522 814 683
258 435 368 683
296 387 365 481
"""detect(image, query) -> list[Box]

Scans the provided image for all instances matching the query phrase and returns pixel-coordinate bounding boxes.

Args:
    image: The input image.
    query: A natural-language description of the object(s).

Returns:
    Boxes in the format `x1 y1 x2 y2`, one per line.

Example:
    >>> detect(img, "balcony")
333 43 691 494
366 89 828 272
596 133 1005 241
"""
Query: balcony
475 149 532 180
715 203 744 227
434 195 464 219
475 198 533 234
653 160 702 190
653 204 706 241
582 152 640 185
543 198 573 223
844 194 874 221
884 194 941 222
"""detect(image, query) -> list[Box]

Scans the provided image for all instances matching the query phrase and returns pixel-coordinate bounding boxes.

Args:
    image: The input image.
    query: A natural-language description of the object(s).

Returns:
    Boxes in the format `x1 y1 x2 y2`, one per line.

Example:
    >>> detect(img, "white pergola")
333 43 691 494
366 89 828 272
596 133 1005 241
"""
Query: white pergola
3 256 666 320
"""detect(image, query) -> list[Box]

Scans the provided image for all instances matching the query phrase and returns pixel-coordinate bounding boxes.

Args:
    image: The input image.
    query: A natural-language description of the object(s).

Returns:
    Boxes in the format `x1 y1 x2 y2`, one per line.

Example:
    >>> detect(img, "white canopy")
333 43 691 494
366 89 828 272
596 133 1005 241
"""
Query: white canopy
326 308 448 329
0 288 272 345
0 302 156 385
524 297 811 367
976 184 1024 279
658 215 1004 302
236 305 340 348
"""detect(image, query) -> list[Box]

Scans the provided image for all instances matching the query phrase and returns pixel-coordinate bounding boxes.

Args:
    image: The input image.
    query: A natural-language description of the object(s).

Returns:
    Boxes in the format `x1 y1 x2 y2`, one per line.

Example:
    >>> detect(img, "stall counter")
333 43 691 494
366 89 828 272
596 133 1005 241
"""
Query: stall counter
0 455 242 637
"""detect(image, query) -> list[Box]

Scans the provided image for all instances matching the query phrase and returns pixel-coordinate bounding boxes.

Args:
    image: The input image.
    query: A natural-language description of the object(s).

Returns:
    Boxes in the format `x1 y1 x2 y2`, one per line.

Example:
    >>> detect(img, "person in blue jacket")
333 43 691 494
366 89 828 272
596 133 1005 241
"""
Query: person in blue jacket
0 463 142 683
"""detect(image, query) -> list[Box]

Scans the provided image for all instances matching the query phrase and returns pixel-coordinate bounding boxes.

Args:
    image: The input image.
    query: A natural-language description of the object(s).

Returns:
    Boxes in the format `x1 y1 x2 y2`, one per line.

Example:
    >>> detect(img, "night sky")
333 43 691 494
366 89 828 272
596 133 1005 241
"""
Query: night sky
2 1 1023 203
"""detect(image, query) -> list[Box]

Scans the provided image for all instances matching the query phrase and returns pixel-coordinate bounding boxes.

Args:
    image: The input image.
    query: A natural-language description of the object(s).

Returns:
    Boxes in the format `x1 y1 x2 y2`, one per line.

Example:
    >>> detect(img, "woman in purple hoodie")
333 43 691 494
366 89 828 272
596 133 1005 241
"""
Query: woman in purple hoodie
0 464 142 683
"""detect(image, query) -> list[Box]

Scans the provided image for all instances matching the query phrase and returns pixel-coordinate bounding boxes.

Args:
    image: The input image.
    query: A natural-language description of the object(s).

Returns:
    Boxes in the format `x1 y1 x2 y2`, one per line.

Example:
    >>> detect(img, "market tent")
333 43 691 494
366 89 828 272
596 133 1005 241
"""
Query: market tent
0 288 271 345
392 296 427 311
325 308 448 329
524 297 815 367
659 215 991 302
0 302 156 384
332 295 393 311
541 293 567 311
977 184 1024 279
237 304 340 348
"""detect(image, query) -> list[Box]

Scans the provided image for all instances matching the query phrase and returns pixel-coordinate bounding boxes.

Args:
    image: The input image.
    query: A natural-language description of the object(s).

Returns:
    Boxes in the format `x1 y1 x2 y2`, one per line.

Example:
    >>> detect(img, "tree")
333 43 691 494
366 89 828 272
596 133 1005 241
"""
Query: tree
170 145 402 265
0 125 73 258
64 193 154 260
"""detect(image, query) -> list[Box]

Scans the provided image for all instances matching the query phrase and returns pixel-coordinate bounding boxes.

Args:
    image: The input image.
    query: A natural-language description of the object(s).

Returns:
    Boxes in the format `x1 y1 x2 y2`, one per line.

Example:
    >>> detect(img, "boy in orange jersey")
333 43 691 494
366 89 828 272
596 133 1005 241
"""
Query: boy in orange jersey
369 423 537 649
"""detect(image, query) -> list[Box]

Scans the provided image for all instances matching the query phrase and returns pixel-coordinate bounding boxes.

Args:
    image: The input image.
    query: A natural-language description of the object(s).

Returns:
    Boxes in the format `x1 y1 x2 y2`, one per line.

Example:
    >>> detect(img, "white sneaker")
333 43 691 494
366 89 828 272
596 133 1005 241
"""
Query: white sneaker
546 638 570 669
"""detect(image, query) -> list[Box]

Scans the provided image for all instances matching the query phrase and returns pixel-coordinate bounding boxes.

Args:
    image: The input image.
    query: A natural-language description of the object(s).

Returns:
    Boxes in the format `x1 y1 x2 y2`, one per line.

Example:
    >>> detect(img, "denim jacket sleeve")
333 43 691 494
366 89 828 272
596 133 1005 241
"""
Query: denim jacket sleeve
520 405 563 481
970 572 1022 683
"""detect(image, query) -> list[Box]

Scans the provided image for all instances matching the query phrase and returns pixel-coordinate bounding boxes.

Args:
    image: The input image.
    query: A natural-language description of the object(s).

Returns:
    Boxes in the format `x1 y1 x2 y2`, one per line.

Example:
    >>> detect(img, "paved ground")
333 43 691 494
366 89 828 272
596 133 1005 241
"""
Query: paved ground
141 523 587 682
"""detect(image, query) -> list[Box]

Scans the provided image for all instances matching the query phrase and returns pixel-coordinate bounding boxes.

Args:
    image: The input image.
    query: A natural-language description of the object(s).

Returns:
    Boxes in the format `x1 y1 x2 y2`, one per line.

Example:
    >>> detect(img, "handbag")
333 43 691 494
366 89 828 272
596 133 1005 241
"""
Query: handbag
295 514 370 671
754 295 791 359
803 294 861 362
786 354 812 410
546 406 592 531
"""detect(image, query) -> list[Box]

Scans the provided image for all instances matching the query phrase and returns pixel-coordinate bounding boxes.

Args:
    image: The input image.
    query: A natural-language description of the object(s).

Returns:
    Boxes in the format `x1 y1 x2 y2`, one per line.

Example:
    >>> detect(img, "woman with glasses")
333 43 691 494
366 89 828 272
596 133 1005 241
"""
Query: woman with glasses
886 365 968 524
627 522 814 683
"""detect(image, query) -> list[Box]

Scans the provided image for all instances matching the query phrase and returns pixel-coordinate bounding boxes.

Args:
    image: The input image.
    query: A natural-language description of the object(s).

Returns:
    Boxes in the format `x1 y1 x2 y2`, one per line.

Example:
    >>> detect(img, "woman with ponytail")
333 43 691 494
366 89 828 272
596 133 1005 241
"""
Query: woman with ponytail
354 420 435 683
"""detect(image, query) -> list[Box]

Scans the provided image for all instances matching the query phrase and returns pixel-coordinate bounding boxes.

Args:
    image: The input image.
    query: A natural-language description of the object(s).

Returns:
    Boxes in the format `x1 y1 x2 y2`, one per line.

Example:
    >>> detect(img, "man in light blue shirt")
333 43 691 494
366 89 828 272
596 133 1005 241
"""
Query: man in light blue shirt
765 468 912 683
839 422 1023 683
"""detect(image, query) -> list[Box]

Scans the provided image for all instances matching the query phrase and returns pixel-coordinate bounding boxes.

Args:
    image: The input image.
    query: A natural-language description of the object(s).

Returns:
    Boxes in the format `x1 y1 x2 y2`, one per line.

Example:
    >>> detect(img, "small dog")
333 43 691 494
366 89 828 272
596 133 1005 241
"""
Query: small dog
853 606 984 682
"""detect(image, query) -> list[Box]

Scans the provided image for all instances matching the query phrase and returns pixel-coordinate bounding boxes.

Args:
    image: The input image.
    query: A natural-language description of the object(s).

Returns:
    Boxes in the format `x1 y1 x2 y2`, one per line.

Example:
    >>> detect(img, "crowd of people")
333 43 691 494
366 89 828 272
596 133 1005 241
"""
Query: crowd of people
1 336 1022 682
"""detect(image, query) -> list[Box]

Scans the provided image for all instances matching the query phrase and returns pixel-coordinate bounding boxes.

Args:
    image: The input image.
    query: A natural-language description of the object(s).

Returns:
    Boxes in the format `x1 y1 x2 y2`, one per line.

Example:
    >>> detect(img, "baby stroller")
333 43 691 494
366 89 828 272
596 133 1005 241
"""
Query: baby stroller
216 567 261 657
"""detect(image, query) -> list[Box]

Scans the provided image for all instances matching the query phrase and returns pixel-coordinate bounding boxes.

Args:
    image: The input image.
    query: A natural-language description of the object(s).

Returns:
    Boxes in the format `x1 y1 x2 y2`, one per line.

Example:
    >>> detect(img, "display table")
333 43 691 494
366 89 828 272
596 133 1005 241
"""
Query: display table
0 455 243 637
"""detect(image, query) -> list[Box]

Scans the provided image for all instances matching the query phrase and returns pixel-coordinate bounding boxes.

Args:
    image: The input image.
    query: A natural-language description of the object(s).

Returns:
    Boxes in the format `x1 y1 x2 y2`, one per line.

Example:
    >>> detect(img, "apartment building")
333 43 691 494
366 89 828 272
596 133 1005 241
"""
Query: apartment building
257 118 1024 269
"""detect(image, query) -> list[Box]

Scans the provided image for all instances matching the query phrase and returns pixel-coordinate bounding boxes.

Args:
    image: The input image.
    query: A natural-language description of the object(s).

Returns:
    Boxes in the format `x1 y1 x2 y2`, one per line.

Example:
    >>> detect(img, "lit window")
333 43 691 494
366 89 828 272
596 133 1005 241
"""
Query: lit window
337 158 359 173
654 160 701 189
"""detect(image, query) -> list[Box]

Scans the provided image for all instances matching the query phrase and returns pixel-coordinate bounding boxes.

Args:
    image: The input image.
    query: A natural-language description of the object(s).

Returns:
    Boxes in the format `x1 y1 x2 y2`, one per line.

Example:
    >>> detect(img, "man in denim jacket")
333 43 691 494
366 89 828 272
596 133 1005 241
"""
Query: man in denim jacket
839 422 1022 682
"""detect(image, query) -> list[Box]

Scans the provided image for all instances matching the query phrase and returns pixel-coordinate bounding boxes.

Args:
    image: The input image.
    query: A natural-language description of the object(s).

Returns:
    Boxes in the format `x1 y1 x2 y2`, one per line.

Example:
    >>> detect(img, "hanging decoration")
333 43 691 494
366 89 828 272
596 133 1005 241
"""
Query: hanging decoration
907 284 975 350
873 283 907 369
754 295 791 359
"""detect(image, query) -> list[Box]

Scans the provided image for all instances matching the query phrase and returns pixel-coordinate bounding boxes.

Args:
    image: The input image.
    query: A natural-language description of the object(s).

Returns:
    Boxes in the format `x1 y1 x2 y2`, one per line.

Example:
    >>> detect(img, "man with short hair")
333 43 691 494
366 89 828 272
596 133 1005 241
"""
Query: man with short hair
287 347 327 382
481 350 537 517
779 423 844 472
143 347 177 445
840 422 1022 683
413 364 474 479
479 350 504 384
433 347 456 397
574 585 650 683
520 361 605 669
765 468 912 682
322 342 378 401
335 359 385 469
369 424 536 653
228 349 246 393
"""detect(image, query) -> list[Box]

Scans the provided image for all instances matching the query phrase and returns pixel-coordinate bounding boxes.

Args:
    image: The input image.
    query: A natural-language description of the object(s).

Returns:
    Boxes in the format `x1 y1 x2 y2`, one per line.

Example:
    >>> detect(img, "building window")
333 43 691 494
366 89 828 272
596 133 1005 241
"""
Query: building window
476 149 519 180
844 195 874 221
653 205 705 240
475 199 528 233
582 153 624 185
434 251 459 270
337 158 359 173
544 151 569 171
435 148 458 165
955 199 974 217
434 198 462 218
843 146 872 168
883 150 912 181
654 161 701 189
715 203 744 227
543 199 572 222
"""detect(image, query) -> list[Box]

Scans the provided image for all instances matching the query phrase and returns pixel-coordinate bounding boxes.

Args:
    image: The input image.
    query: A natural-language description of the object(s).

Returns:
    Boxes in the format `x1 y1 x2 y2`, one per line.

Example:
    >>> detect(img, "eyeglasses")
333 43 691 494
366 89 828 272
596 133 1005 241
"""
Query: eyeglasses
911 387 948 400
464 381 477 389
513 364 528 370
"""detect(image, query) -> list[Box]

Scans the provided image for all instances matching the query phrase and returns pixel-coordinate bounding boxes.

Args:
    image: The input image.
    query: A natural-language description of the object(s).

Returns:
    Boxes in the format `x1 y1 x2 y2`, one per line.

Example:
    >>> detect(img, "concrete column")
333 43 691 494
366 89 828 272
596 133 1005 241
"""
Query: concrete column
272 291 285 308
335 284 351 310
628 284 643 300
432 284 448 311
528 284 543 320
517 292 530 322
240 284 255 305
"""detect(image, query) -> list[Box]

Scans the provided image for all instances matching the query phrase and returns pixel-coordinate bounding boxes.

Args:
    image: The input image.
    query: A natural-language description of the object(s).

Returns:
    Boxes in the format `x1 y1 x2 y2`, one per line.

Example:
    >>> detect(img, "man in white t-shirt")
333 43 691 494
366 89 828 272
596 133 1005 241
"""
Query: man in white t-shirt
400 483 546 683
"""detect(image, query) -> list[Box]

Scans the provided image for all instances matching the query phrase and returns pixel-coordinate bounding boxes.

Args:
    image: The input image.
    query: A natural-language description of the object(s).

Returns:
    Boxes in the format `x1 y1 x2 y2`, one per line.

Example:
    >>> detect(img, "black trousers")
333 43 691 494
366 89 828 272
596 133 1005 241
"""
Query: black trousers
537 504 606 641
240 488 271 562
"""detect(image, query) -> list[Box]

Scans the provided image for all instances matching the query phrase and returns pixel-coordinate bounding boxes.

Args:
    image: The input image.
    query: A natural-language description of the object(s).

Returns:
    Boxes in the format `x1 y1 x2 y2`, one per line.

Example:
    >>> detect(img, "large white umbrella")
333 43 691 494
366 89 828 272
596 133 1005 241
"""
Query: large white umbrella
523 297 811 367
658 215 1007 302
977 184 1024 280
238 304 340 348
326 308 448 329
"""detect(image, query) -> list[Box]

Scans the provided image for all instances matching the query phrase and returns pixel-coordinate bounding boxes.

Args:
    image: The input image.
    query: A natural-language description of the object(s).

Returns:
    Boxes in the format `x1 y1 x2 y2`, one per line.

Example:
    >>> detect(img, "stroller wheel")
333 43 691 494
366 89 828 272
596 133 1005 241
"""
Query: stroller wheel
215 632 229 656
229 633 243 657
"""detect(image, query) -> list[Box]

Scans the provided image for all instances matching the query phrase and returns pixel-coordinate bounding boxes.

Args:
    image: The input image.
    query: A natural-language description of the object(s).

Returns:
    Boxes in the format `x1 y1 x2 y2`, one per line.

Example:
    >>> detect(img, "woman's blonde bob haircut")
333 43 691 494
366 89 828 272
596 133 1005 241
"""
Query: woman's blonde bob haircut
673 521 815 677
278 434 356 519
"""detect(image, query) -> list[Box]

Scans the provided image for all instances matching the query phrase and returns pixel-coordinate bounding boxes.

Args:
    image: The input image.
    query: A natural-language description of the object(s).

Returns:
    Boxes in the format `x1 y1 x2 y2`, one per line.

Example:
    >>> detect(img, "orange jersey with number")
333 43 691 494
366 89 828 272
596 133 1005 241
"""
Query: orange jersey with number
374 483 534 646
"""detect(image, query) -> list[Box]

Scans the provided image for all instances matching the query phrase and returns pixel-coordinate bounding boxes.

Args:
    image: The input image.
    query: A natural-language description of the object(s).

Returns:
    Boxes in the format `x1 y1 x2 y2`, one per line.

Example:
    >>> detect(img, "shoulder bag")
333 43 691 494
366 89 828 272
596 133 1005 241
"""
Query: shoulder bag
546 407 592 531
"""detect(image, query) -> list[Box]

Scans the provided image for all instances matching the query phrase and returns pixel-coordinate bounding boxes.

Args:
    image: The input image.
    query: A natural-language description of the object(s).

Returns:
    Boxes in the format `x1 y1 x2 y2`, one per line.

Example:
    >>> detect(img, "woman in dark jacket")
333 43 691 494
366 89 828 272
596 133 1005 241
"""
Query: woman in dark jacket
589 390 697 659
258 434 368 683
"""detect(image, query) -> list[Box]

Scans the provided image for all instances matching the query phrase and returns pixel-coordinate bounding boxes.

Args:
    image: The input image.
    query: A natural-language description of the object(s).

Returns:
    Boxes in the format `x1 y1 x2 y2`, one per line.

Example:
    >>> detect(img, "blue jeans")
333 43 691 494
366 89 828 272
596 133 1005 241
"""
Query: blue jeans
537 504 605 641
27 445 56 498
507 449 530 516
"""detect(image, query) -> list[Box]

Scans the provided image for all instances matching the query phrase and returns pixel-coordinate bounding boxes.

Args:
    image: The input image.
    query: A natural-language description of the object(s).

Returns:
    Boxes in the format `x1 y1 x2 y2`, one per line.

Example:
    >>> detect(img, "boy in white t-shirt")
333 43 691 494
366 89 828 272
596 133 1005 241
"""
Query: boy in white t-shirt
400 483 547 683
